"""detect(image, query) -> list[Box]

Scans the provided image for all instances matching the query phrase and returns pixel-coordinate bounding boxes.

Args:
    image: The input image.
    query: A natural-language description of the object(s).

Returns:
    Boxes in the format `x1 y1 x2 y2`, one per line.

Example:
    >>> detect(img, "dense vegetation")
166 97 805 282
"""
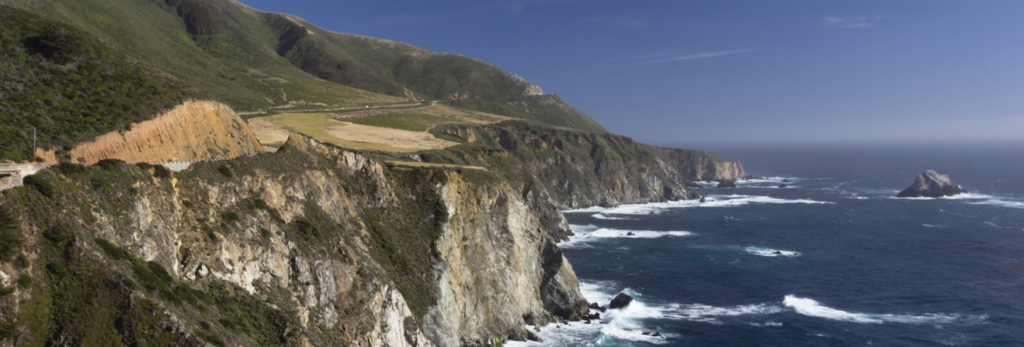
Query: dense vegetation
0 5 192 162
2 0 605 133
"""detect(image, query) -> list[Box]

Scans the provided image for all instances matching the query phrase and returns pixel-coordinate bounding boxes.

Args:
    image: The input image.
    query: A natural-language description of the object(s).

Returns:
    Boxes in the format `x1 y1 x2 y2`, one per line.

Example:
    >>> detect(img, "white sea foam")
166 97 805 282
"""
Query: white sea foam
591 213 634 220
783 295 986 325
560 225 694 248
576 195 832 219
562 206 608 213
895 193 994 201
508 284 672 346
969 199 1024 209
893 193 1024 209
744 246 801 257
664 302 786 323
748 321 783 327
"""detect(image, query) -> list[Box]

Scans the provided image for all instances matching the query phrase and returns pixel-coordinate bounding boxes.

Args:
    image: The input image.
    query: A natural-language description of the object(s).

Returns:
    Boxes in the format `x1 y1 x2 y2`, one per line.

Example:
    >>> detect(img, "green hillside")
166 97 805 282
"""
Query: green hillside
0 5 192 162
4 0 606 133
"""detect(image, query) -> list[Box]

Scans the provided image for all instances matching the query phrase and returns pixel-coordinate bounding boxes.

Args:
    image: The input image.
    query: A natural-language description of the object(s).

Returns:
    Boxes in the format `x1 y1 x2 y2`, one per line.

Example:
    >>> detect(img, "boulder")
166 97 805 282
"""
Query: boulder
716 180 736 188
588 302 601 310
699 197 707 203
897 170 967 198
609 293 633 309
778 184 788 188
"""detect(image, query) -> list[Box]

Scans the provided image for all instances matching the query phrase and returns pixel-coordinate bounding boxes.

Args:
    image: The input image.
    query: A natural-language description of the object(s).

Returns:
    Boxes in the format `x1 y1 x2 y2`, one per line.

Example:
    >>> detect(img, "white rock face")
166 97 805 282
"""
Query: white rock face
503 72 545 96
67 134 583 346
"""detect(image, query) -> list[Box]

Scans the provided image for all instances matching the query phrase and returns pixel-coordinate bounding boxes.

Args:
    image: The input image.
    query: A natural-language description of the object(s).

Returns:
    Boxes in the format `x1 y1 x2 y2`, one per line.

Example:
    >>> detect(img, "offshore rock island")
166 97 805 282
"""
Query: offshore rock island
897 170 968 198
0 1 743 346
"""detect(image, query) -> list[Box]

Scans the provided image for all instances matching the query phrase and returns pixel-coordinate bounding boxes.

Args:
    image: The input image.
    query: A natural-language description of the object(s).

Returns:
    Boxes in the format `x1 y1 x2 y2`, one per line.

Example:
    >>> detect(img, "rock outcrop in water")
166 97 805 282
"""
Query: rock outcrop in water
897 170 967 198
609 293 633 309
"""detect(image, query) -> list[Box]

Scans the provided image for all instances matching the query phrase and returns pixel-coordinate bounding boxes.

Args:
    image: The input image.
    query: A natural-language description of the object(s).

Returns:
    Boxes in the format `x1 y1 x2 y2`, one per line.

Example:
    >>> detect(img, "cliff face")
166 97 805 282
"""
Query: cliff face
38 100 262 165
0 133 585 346
429 124 744 208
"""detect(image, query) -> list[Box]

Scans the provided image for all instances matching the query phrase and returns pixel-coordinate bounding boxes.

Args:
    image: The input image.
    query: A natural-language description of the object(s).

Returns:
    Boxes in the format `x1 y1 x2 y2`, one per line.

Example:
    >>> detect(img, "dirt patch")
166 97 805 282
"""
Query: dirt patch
325 122 457 152
38 100 263 165
248 118 291 146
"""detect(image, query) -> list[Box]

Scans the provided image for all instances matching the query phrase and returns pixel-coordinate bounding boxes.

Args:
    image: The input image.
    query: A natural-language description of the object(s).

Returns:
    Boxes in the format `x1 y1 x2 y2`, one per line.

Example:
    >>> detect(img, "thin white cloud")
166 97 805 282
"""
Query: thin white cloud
824 15 886 29
643 47 772 65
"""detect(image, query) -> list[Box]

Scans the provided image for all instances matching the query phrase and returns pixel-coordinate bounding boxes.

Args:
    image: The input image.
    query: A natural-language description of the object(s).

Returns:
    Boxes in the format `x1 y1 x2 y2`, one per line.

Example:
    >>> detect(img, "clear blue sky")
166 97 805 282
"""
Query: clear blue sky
238 0 1024 145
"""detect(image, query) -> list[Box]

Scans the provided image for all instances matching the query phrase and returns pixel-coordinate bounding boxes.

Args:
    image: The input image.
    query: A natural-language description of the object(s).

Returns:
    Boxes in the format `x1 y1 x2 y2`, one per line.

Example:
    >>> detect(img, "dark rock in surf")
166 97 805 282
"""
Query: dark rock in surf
652 332 663 337
589 302 601 309
897 170 967 198
609 293 634 309
782 179 790 183
626 232 635 236
699 197 707 203
716 180 736 188
684 181 701 188
778 184 788 188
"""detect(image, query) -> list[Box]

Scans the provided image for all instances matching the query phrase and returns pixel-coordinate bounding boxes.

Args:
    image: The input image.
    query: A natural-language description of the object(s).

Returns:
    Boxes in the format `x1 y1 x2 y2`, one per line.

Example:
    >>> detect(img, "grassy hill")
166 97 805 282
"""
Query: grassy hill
0 5 192 162
3 0 606 133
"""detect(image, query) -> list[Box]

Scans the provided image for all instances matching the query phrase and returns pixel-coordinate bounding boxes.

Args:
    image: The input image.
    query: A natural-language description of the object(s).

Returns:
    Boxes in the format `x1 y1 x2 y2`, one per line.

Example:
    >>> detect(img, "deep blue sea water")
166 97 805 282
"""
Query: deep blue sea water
510 143 1024 347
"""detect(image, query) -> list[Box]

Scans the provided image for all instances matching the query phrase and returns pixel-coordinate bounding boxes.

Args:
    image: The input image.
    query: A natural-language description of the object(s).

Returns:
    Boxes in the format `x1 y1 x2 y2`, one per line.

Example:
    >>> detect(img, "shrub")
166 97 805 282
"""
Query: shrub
0 205 21 259
96 159 127 171
153 165 171 178
43 224 74 247
47 261 67 276
57 162 87 175
221 212 240 224
15 275 31 288
94 238 131 261
217 165 233 178
16 253 29 268
22 175 56 198
252 199 268 210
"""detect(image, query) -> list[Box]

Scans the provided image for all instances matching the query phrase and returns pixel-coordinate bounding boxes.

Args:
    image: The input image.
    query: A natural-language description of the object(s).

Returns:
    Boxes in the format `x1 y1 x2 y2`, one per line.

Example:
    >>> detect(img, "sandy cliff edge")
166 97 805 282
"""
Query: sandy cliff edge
37 100 263 165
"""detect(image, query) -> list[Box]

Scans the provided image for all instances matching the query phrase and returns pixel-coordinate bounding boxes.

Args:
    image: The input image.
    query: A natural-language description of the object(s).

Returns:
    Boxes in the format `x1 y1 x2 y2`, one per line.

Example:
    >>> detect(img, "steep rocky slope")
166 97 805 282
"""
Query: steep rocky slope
0 133 586 346
426 123 744 207
37 100 263 165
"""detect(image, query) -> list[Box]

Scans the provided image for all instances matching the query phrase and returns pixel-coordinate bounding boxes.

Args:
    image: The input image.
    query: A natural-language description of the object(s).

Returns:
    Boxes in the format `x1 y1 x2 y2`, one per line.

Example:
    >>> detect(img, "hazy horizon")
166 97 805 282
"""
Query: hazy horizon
237 0 1024 145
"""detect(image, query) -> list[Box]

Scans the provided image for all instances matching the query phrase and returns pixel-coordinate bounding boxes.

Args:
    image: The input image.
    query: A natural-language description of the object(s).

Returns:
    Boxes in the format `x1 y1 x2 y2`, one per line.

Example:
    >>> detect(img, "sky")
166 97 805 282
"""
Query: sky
236 0 1024 146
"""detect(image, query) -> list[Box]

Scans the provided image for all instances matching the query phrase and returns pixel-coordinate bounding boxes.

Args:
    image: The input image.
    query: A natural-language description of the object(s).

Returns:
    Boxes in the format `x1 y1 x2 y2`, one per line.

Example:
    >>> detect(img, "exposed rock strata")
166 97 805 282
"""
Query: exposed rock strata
38 100 262 165
430 124 744 240
897 170 967 198
1 133 586 346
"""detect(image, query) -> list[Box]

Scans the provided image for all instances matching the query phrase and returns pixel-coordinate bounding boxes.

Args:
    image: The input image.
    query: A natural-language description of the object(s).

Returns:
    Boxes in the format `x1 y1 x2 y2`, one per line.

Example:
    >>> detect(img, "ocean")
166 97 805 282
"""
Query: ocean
510 143 1024 346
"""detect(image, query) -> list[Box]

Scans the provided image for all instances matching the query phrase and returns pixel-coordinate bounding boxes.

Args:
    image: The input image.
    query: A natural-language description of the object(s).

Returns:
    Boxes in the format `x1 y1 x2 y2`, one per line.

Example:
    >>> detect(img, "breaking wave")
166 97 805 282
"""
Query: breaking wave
560 225 694 249
563 195 832 219
744 246 801 257
783 295 987 325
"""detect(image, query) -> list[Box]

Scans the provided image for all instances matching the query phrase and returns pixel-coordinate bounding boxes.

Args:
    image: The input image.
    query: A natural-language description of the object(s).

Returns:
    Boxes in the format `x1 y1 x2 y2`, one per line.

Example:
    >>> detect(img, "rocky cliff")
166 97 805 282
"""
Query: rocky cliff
37 100 262 165
0 133 585 346
427 123 744 206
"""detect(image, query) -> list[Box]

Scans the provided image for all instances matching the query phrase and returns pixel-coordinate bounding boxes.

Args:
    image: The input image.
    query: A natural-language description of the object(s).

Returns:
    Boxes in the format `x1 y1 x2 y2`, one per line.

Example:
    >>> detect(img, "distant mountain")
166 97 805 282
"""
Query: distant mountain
4 0 606 133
